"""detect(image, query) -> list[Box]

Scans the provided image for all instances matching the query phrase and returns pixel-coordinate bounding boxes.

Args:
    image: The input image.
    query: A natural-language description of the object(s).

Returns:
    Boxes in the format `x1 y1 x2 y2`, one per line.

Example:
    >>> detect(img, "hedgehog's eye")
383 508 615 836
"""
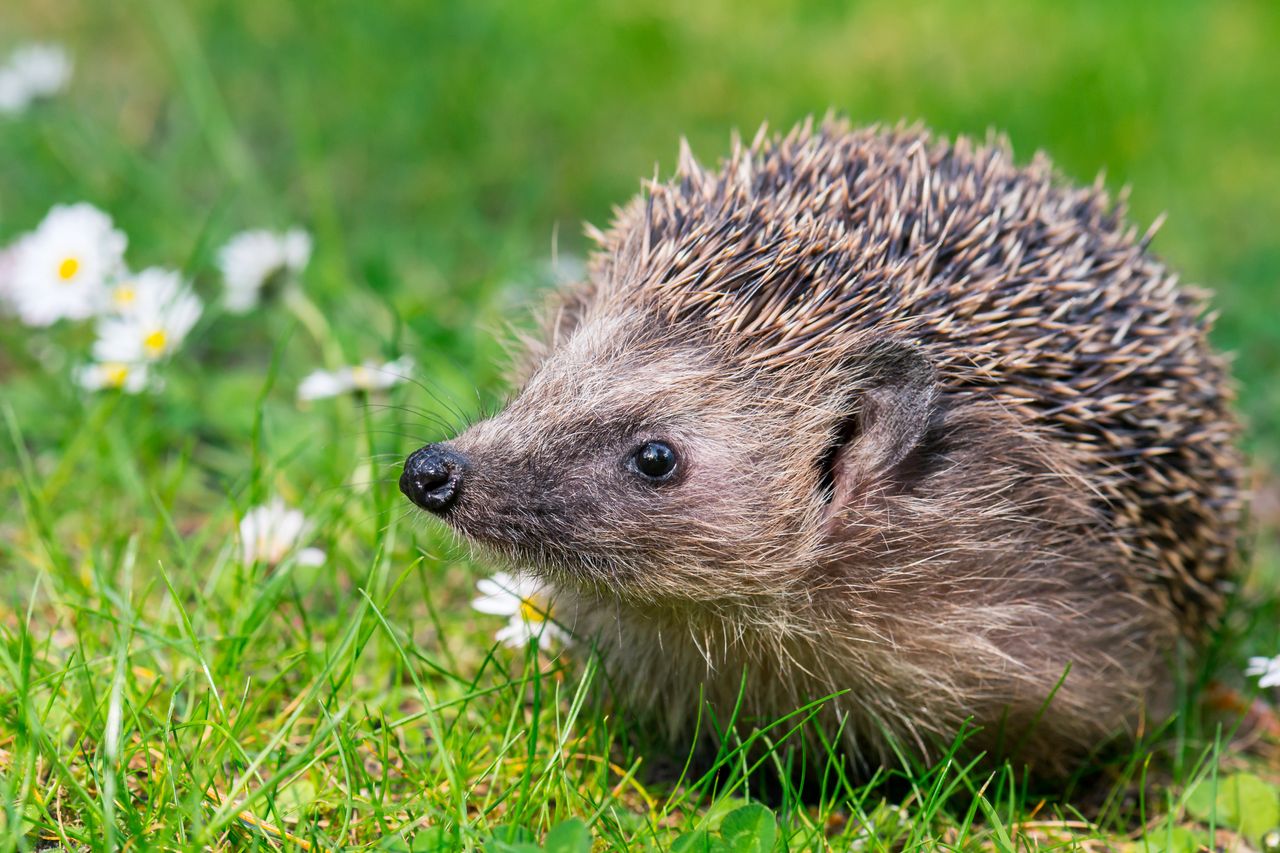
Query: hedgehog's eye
630 440 678 482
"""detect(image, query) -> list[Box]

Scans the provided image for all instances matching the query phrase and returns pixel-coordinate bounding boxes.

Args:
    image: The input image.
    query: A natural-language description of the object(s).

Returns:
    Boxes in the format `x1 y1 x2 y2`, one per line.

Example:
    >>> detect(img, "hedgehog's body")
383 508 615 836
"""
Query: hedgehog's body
402 120 1243 774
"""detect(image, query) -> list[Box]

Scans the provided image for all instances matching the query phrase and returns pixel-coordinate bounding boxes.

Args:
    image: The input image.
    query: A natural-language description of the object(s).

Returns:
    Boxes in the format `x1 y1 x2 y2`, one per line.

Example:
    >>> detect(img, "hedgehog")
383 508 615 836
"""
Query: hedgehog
400 117 1244 775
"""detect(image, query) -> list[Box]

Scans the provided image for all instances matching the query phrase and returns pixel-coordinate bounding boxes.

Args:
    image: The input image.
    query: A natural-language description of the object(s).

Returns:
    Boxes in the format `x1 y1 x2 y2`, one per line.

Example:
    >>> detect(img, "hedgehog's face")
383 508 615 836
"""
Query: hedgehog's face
402 308 942 606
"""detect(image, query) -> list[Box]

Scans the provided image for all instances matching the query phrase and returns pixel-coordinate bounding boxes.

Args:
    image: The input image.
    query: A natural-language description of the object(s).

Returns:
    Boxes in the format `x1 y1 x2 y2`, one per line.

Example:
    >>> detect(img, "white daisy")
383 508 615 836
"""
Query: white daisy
6 203 126 326
8 44 71 99
216 227 311 312
297 355 414 401
91 268 202 362
100 270 146 316
239 497 325 567
472 571 569 650
0 43 71 116
1246 654 1280 689
73 361 155 394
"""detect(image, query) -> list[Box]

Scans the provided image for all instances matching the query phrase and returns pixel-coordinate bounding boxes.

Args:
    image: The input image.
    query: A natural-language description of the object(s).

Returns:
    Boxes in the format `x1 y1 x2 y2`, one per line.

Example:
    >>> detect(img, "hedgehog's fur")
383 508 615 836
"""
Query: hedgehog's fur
407 117 1244 775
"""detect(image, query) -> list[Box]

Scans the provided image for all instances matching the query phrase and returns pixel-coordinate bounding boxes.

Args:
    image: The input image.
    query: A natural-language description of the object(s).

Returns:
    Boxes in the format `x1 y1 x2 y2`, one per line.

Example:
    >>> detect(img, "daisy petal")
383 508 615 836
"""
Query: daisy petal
298 369 352 400
7 203 125 326
495 617 533 649
217 227 311 312
240 497 321 567
296 547 326 567
471 593 518 616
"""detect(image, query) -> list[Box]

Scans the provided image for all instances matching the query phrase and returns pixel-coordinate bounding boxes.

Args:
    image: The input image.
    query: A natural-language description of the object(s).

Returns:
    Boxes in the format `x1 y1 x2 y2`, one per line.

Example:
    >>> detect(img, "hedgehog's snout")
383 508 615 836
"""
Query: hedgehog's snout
401 443 468 514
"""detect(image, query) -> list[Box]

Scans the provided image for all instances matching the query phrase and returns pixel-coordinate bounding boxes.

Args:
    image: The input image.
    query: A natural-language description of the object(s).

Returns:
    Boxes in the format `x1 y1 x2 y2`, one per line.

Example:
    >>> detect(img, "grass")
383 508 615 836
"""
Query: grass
1 0 1278 849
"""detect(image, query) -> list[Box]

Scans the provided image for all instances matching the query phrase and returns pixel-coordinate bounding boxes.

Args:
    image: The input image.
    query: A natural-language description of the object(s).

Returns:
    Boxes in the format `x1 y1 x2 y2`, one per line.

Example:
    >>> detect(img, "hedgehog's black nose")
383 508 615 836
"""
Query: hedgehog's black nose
401 444 467 514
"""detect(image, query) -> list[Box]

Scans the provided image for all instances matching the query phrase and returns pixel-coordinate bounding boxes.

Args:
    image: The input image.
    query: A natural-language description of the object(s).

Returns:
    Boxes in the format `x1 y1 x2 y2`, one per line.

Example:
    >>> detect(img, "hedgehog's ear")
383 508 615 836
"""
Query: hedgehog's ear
818 340 938 522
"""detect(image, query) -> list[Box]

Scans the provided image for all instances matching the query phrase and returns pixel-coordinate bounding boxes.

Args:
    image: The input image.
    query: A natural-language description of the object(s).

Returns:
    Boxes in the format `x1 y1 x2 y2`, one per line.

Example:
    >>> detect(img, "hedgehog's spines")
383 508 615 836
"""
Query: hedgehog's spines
588 118 1242 633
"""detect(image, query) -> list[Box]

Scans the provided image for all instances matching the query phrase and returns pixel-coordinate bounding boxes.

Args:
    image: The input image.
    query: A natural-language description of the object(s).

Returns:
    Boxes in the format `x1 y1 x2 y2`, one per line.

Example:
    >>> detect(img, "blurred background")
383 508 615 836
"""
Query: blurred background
2 0 1277 587
1 2 1278 844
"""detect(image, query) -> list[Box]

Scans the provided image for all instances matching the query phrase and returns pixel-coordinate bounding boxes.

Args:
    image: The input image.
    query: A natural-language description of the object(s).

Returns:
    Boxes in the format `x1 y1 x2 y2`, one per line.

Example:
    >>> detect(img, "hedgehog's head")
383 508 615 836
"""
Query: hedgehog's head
400 300 940 606
399 125 967 606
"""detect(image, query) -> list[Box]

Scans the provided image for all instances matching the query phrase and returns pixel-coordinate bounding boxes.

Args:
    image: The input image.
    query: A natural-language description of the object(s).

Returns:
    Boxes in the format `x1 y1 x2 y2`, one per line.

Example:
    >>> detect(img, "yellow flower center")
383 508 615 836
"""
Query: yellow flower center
113 285 137 307
351 366 373 390
143 329 167 356
57 256 80 282
102 364 130 388
519 597 548 623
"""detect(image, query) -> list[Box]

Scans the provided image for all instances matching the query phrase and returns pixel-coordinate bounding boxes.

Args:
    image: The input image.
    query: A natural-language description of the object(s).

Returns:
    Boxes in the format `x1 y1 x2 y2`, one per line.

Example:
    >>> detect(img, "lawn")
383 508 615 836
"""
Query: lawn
1 0 1278 849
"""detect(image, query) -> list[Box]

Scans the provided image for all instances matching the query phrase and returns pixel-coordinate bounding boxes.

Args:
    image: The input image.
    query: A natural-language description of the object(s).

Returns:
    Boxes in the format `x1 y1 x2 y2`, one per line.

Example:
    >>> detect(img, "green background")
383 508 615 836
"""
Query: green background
4 1 1278 442
1 1 1277 848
